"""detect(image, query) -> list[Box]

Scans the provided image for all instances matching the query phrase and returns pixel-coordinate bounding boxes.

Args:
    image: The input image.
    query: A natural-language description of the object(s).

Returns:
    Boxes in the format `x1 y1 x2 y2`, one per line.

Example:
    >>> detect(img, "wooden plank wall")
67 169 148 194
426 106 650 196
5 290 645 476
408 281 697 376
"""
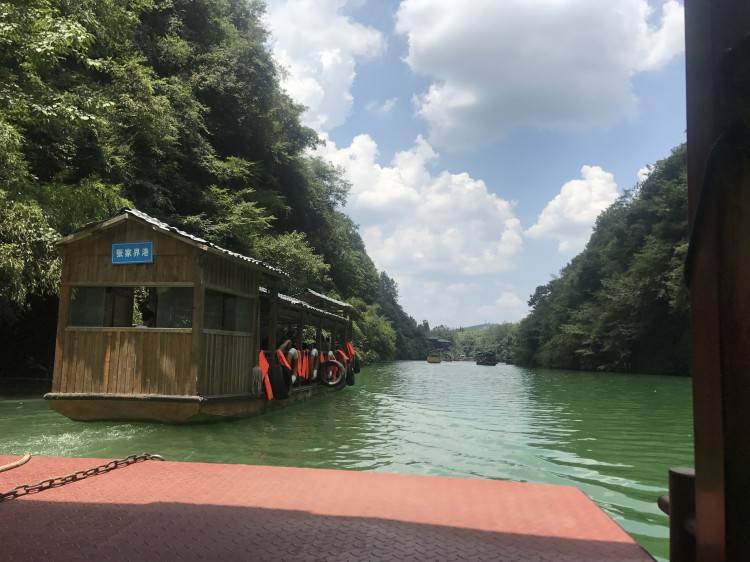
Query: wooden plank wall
64 219 198 285
199 253 260 397
54 217 201 396
202 253 258 295
53 330 194 395
200 333 256 395
54 216 269 399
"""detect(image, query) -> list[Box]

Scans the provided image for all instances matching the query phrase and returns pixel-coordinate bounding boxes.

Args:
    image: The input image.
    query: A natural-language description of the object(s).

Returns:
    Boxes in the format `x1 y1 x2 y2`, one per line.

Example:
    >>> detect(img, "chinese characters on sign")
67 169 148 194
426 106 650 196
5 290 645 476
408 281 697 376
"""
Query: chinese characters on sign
112 242 154 264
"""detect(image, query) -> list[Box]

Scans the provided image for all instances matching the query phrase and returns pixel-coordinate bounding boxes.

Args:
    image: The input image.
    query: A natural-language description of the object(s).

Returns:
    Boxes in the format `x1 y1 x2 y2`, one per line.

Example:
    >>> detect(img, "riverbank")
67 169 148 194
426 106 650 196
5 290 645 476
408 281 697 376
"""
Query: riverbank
509 363 691 377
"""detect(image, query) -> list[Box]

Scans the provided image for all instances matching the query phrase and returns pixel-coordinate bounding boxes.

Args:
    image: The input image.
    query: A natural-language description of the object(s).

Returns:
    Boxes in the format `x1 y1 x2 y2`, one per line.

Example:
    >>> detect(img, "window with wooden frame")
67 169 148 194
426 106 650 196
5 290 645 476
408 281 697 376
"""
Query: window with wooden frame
204 290 253 333
68 286 193 328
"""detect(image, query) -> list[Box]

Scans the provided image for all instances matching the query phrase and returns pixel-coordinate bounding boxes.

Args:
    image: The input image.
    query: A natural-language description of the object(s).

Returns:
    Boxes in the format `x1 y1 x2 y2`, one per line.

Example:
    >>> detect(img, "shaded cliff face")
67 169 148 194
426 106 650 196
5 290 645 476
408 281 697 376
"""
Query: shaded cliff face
514 145 690 375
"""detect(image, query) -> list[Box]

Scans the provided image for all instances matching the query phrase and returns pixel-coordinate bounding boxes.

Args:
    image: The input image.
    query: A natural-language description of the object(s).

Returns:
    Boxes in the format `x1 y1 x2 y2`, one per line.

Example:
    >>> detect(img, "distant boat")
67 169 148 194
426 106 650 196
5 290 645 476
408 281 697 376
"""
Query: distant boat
426 350 442 364
475 351 498 366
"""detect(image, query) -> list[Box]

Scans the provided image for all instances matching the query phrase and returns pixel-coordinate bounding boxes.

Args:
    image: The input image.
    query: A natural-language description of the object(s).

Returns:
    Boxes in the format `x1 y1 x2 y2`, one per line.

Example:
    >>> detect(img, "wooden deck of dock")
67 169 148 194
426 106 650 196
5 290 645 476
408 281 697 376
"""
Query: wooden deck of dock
0 455 652 561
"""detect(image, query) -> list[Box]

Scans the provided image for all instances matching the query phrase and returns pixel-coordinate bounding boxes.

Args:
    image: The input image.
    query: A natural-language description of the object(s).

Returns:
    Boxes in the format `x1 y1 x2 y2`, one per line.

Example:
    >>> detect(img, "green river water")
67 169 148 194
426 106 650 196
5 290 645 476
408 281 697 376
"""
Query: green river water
0 361 693 561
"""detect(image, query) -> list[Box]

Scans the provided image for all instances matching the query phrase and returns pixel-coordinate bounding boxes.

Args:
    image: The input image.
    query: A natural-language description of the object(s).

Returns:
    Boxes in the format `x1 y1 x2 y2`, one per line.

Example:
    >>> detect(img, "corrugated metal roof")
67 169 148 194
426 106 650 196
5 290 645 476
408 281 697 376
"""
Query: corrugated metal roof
259 287 348 323
58 208 285 277
303 289 353 310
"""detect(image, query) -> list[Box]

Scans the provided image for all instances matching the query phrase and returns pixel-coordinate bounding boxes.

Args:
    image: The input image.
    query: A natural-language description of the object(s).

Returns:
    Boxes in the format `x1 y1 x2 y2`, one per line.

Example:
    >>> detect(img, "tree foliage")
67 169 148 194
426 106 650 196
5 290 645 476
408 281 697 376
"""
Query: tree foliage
376 273 432 360
347 297 397 363
513 145 690 374
0 194 60 325
431 323 518 363
0 0 418 375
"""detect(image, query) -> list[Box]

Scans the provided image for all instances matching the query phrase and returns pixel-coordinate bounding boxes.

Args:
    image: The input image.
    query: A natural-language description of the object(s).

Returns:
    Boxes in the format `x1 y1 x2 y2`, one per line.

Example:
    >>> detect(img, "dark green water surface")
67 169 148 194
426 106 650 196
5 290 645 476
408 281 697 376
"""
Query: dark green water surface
0 362 693 561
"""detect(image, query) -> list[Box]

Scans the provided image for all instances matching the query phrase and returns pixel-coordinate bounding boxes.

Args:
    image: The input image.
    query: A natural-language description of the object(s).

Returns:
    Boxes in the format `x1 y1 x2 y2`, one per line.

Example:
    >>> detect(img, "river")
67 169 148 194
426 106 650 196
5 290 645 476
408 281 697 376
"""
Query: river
0 361 692 561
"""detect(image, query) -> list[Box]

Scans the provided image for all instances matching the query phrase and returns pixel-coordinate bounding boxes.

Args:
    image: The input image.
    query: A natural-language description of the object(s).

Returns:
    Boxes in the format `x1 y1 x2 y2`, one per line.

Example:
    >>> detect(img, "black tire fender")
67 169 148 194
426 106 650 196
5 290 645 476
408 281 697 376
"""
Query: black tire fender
319 359 347 387
269 362 290 399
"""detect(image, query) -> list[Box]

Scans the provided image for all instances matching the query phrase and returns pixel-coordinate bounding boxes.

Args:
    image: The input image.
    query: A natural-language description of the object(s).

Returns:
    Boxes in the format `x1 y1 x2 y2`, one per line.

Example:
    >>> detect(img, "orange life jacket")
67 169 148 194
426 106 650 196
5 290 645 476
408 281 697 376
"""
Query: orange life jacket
259 351 274 400
345 341 356 358
276 349 293 371
297 350 309 380
336 349 349 363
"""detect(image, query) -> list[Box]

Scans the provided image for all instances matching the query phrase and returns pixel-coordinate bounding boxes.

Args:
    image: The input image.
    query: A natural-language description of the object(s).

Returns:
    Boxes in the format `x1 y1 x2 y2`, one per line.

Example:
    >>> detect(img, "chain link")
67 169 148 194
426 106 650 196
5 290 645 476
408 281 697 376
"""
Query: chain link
0 453 164 503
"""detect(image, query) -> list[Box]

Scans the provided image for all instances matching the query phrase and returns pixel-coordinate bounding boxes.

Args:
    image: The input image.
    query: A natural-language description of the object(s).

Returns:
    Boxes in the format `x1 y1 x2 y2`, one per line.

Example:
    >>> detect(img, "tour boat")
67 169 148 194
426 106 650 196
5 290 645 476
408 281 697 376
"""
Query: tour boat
475 351 499 366
45 209 357 423
426 350 442 363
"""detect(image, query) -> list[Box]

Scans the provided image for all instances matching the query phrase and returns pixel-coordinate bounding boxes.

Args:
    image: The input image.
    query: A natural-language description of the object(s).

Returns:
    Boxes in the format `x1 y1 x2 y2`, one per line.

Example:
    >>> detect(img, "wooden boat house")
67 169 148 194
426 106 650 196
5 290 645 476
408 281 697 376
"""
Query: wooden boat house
45 209 352 423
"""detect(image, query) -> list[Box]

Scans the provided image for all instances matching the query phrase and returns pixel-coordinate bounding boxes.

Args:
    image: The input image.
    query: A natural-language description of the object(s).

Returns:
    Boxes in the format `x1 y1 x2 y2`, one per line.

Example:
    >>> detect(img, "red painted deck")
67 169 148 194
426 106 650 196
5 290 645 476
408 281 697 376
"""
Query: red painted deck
0 455 652 561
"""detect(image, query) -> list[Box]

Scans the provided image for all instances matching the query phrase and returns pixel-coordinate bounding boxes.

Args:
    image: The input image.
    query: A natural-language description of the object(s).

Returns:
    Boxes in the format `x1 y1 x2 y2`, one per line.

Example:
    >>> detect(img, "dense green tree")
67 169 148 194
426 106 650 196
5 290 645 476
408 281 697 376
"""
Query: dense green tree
347 297 397 363
376 272 431 360
0 0 416 377
0 194 59 326
438 323 518 363
513 145 689 375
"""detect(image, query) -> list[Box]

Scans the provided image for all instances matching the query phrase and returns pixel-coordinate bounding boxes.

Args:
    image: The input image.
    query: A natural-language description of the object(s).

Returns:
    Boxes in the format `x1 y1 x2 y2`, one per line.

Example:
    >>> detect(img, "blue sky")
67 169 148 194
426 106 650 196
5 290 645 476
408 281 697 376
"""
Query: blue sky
265 0 686 327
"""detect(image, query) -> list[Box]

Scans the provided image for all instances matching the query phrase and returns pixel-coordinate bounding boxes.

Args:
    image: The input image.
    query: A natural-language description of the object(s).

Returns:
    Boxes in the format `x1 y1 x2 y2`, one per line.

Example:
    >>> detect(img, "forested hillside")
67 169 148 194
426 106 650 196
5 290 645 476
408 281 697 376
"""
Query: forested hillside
430 323 518 363
0 0 427 378
513 145 689 375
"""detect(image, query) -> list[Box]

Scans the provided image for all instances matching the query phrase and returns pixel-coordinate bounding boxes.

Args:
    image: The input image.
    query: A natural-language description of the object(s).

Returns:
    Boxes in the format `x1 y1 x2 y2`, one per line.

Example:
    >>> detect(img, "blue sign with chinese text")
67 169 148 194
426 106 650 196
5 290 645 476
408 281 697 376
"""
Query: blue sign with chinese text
112 242 154 264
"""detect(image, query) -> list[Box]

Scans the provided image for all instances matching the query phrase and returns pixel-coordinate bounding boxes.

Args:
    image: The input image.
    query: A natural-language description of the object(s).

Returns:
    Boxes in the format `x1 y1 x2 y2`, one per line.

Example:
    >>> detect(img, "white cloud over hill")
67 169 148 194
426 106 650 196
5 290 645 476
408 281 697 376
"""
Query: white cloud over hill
266 1 674 324
400 280 528 326
395 0 685 148
266 0 384 131
526 165 619 253
317 134 524 275
316 134 526 324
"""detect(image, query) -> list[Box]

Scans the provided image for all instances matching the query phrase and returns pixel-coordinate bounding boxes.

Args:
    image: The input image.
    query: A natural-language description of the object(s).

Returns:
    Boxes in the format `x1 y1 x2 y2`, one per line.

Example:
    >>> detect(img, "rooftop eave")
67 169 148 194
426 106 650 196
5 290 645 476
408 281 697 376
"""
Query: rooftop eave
55 209 286 278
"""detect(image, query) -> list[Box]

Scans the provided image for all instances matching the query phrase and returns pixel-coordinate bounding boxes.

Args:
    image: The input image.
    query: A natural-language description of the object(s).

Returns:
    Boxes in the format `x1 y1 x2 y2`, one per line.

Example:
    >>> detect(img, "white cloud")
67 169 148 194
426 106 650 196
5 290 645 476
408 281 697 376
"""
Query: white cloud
366 97 398 115
638 164 654 183
266 0 384 131
526 165 619 253
395 278 527 326
475 291 528 322
395 0 685 148
317 134 523 276
315 133 525 325
639 0 685 71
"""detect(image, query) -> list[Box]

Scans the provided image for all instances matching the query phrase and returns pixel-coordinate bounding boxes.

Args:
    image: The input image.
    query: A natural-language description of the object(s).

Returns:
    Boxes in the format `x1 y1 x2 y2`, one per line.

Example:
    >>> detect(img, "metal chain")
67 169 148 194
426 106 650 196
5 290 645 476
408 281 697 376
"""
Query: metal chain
0 453 164 503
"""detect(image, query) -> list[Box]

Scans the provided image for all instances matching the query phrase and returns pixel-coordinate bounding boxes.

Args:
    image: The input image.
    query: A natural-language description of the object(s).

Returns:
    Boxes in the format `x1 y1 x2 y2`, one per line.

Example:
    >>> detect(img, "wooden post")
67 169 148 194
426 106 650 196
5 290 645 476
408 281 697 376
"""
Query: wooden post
268 282 278 351
684 2 750 560
191 253 205 396
297 309 304 350
52 250 70 393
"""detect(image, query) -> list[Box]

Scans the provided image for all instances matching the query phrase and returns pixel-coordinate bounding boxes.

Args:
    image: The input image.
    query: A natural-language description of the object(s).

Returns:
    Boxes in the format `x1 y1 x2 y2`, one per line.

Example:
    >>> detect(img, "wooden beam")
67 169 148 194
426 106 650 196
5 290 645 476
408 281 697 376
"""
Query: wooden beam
191 253 205 396
685 2 750 560
297 309 304 350
52 252 71 393
268 282 279 351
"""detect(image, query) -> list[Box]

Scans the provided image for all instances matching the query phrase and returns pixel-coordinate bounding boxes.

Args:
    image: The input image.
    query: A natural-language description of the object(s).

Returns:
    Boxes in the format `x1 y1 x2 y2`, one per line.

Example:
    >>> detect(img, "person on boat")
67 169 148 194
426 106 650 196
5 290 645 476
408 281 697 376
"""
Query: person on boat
277 330 299 384
135 305 155 328
306 342 320 380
